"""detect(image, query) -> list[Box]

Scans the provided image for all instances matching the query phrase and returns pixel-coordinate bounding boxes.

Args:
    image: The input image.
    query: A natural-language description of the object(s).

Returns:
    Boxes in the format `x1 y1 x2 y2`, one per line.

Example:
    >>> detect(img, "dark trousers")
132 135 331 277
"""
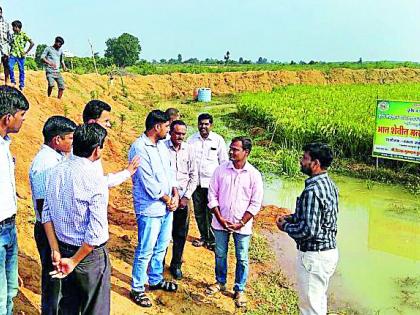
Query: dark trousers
34 221 60 315
58 244 111 315
192 187 215 246
170 205 190 268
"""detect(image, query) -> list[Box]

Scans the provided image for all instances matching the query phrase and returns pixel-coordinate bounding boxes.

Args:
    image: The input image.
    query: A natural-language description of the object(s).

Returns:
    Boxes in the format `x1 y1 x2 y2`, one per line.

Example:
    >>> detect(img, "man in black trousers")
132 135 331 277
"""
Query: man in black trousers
165 120 198 279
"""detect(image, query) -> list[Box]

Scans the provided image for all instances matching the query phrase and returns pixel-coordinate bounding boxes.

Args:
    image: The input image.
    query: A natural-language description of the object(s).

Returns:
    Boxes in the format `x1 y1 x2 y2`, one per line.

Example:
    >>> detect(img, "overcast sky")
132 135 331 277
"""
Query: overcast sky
2 0 419 62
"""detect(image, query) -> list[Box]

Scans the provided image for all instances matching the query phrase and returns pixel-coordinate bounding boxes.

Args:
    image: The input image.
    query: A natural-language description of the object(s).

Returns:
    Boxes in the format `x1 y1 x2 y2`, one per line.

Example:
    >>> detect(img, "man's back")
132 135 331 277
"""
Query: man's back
43 156 109 246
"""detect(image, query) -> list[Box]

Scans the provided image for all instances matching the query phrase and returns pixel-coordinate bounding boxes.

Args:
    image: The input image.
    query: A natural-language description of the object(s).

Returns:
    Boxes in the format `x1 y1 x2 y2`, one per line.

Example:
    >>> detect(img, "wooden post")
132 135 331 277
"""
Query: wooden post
88 39 99 75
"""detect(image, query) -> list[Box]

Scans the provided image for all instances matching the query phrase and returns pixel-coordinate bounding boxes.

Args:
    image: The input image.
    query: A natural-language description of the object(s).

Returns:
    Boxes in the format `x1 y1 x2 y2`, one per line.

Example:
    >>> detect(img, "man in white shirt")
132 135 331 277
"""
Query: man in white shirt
188 113 228 250
0 85 29 315
82 100 140 187
29 115 76 315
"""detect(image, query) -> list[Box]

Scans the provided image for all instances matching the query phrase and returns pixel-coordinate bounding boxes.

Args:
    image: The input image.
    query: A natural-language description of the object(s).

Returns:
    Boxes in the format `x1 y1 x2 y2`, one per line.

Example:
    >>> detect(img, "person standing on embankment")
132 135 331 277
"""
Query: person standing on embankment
188 113 228 251
277 143 339 315
0 7 11 85
41 36 67 99
0 86 29 315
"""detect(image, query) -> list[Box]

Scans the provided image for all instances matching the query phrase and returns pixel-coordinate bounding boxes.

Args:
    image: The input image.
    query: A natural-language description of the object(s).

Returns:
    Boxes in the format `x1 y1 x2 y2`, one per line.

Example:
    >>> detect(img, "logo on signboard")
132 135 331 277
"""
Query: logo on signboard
378 101 389 112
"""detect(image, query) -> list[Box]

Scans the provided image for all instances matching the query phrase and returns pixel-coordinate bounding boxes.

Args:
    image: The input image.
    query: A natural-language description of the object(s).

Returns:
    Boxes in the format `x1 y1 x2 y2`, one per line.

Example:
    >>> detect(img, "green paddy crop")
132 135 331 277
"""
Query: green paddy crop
238 83 420 162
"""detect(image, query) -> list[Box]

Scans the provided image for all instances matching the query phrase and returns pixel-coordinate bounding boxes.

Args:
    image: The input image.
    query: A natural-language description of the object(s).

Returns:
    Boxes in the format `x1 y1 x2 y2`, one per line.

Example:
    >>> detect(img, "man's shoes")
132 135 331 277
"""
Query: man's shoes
205 242 215 252
205 282 226 295
192 239 205 247
170 266 183 280
130 290 152 308
233 291 247 308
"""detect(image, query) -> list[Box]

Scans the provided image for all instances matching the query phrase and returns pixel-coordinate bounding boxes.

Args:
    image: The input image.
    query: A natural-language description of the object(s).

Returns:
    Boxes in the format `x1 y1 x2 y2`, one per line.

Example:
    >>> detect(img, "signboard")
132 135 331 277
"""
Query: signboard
373 100 420 163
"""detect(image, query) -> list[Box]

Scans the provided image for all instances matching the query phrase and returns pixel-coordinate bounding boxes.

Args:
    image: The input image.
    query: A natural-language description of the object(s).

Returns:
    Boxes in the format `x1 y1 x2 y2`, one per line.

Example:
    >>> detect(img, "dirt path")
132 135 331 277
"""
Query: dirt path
11 69 417 314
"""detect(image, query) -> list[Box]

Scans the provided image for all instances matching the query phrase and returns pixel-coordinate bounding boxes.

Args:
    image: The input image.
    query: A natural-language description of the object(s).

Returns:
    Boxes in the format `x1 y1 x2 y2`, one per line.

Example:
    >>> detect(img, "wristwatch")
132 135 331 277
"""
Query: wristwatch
239 219 245 227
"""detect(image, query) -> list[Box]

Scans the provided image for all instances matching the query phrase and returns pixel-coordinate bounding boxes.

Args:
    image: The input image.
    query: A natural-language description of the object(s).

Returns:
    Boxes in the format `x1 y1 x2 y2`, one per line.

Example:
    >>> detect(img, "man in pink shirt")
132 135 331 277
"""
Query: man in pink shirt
206 137 263 308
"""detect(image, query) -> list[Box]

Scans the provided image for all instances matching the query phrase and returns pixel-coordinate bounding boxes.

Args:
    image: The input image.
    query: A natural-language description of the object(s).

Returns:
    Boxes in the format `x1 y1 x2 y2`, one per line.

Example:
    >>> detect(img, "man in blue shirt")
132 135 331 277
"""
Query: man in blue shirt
29 116 76 315
128 110 179 308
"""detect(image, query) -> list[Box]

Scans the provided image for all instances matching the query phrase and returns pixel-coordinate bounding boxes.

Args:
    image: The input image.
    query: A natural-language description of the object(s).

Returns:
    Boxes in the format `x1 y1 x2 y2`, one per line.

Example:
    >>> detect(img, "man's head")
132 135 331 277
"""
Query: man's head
197 113 213 138
82 100 112 129
169 120 187 147
42 116 77 153
72 123 107 161
229 137 252 164
0 85 29 135
165 108 180 124
300 143 333 176
145 110 170 140
11 20 22 33
54 36 64 49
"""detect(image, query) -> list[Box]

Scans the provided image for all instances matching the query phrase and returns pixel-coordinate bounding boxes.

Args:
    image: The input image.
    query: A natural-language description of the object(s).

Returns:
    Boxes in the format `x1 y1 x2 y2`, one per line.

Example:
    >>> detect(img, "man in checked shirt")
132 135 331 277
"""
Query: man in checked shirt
277 143 339 315
42 124 111 314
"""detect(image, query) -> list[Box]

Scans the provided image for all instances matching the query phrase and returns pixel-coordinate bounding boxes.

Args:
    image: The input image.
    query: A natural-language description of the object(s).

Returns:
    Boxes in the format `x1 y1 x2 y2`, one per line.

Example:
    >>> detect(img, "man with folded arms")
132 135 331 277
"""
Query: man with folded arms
206 137 263 308
42 123 111 315
29 116 76 315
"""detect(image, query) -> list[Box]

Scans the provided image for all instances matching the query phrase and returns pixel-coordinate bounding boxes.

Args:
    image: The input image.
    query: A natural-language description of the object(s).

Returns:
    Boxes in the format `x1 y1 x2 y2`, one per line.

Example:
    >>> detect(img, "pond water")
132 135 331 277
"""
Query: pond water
263 174 420 314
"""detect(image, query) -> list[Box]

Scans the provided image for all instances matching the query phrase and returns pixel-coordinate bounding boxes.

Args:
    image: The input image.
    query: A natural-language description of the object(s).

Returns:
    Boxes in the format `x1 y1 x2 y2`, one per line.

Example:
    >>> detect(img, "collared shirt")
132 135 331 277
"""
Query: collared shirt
0 17 11 55
92 159 130 188
40 46 63 74
10 31 31 58
187 131 228 188
165 139 198 199
208 161 264 235
42 156 109 247
0 135 16 222
29 145 65 222
129 134 177 217
283 172 339 251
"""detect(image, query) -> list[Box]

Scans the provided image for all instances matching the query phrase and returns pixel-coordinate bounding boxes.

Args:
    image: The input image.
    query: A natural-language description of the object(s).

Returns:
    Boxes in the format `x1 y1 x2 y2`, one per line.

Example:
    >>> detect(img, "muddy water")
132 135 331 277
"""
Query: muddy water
262 174 420 314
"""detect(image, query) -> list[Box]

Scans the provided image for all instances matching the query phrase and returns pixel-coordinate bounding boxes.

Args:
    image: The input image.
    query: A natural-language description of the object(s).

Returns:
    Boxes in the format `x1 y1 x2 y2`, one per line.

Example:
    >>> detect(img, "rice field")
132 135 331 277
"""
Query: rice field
237 83 420 161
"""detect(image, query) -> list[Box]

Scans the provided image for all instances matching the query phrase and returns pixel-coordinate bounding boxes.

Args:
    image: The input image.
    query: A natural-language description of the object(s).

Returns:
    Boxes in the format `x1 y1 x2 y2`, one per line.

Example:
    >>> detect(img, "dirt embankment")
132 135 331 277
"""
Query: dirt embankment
10 68 418 314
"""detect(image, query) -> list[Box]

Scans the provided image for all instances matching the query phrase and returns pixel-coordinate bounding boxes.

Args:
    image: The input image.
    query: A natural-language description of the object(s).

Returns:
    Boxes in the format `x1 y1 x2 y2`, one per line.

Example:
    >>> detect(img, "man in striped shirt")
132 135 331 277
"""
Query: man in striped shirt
29 116 76 315
42 124 111 314
277 143 339 315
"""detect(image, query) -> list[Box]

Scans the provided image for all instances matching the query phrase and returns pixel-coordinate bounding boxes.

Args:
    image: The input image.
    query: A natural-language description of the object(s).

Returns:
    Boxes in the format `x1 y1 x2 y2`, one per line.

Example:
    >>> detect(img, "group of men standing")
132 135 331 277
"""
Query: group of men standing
0 83 339 315
0 6 67 98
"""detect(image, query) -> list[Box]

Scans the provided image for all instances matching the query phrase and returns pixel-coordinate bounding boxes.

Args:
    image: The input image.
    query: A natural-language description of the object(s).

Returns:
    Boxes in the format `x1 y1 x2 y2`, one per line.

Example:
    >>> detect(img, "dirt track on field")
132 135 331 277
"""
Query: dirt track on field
10 68 418 314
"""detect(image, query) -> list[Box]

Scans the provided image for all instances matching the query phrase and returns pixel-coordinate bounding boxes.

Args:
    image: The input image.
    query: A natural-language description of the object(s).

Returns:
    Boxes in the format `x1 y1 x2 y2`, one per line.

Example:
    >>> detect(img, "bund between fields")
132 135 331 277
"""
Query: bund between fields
11 68 419 314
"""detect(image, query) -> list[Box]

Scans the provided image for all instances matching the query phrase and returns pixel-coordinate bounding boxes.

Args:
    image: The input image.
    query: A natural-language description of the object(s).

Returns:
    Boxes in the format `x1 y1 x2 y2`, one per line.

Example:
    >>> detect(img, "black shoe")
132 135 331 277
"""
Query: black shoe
170 266 183 280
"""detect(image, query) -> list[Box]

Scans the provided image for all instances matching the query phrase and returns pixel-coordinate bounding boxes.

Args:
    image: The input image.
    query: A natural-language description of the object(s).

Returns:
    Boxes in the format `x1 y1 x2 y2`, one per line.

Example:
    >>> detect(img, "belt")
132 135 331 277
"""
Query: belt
0 215 16 227
297 244 335 252
58 240 107 251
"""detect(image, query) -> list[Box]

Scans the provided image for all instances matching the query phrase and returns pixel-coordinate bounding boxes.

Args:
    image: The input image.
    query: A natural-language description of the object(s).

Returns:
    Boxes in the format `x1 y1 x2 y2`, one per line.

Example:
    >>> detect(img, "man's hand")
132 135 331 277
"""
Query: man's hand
62 65 68 72
179 197 188 209
276 216 287 231
127 156 141 176
218 217 233 232
51 249 61 271
167 197 178 211
50 257 77 279
226 222 243 231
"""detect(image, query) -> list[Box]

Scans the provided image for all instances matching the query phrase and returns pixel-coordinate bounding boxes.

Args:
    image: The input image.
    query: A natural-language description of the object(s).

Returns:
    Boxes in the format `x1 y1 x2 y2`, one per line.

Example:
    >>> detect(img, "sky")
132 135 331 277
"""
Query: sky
2 0 420 62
